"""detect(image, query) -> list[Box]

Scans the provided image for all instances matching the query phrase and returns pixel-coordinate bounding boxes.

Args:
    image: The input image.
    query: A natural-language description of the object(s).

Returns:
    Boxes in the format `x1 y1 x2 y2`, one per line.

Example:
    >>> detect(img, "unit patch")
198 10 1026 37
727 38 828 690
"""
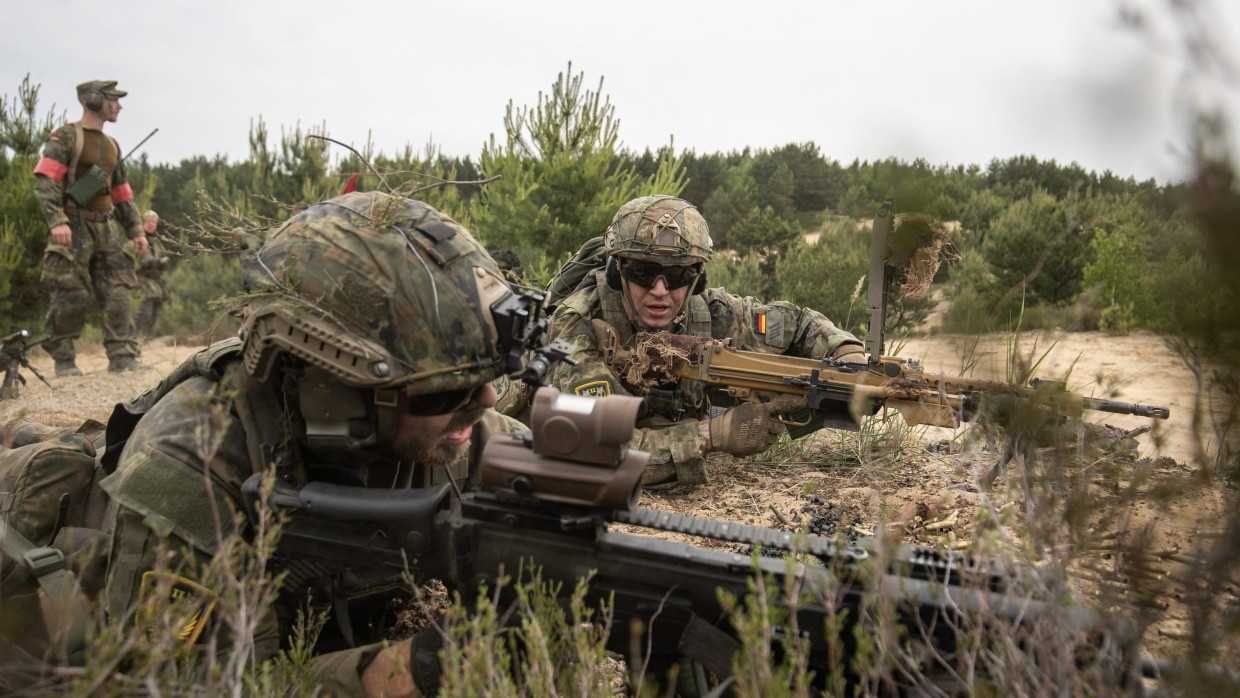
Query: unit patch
573 380 612 398
139 571 218 644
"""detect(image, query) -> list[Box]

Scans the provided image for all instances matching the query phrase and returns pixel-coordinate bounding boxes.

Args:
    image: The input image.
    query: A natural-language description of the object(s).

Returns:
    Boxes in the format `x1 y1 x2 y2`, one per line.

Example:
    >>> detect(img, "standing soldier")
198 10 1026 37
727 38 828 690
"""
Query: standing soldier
133 209 170 338
31 80 148 376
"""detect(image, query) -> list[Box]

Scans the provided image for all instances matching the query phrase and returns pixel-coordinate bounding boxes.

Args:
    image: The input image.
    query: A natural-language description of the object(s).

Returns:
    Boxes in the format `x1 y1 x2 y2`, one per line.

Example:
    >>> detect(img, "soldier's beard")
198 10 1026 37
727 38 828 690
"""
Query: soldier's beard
392 406 486 469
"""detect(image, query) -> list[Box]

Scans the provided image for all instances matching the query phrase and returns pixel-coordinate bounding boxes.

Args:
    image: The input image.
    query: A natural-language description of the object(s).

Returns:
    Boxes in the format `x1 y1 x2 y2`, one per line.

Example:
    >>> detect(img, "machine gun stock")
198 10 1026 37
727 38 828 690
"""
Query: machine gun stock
244 386 1133 692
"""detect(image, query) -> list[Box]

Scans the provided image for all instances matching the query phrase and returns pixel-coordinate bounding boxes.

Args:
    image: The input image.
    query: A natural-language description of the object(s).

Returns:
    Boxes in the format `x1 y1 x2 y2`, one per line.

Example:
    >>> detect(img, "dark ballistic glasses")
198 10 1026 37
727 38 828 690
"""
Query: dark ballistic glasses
620 261 701 290
405 383 487 416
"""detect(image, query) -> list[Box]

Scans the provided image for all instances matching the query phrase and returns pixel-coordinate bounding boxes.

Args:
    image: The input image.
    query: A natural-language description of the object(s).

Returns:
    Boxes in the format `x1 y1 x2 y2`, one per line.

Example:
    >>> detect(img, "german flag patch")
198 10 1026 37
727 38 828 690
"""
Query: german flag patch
573 380 612 398
754 313 767 334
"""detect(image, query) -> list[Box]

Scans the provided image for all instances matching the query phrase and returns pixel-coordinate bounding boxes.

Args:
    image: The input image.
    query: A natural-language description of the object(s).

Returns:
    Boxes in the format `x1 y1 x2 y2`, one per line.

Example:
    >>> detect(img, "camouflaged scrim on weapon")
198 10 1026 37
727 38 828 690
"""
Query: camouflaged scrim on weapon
1 330 54 400
242 386 1138 694
596 322 1170 439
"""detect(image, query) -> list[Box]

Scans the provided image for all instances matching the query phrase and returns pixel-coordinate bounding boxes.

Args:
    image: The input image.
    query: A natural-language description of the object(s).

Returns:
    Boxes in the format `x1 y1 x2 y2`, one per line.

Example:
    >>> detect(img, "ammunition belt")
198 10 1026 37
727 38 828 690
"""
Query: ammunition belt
617 507 869 561
64 203 113 222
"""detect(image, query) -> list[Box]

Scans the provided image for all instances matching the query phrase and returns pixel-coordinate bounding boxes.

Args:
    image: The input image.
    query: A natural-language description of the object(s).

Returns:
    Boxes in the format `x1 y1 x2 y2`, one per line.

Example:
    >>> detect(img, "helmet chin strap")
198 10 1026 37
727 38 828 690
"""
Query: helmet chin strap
617 270 697 334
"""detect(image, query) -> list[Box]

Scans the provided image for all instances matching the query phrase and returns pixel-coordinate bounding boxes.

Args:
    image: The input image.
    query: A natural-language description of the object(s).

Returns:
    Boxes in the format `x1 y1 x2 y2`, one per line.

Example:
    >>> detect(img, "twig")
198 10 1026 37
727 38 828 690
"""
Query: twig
307 134 392 192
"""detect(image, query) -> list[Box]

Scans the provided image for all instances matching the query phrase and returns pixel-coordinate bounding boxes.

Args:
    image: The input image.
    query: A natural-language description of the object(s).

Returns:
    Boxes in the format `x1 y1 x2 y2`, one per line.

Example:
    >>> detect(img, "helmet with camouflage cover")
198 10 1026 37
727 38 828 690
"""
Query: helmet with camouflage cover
239 191 511 405
604 195 713 265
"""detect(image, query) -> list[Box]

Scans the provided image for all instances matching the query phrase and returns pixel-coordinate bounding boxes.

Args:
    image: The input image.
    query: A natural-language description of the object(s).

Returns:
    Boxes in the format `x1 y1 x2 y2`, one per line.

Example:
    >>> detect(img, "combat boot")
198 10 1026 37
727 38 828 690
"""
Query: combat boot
107 356 150 373
55 360 83 378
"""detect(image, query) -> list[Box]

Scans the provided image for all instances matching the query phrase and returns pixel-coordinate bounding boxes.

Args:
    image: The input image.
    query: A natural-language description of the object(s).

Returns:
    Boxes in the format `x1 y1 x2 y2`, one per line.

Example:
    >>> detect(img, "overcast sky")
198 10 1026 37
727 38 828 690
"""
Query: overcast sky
5 0 1238 184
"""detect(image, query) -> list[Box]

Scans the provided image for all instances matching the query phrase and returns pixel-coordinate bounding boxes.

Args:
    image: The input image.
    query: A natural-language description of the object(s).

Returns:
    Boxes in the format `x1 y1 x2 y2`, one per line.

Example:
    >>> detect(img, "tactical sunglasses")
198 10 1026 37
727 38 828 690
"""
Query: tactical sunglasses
404 383 488 416
620 261 701 290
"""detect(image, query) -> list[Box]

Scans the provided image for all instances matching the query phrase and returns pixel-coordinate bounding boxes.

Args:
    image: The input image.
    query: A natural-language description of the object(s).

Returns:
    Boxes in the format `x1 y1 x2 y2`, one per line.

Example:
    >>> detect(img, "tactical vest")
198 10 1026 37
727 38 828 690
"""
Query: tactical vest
65 122 120 212
589 269 714 422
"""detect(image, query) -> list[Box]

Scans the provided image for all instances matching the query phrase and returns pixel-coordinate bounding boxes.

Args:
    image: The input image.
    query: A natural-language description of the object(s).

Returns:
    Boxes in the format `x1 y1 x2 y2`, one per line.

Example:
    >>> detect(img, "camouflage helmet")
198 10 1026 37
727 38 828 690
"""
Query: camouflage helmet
604 195 713 265
238 191 511 397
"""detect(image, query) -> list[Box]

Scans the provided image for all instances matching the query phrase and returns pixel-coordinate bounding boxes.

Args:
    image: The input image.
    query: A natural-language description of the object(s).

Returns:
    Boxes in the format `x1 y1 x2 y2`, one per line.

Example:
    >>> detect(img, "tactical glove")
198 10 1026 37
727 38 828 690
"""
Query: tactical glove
705 398 804 457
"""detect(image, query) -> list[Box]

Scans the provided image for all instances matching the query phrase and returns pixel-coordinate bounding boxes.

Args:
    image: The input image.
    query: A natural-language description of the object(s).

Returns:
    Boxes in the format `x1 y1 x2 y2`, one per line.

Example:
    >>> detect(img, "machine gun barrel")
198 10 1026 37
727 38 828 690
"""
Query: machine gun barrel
657 337 1171 433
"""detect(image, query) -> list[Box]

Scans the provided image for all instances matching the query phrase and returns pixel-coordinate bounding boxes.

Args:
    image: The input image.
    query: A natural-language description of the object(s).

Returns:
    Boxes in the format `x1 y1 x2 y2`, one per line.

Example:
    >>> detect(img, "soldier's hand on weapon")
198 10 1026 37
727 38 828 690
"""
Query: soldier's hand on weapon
50 223 72 246
702 397 804 457
131 234 149 256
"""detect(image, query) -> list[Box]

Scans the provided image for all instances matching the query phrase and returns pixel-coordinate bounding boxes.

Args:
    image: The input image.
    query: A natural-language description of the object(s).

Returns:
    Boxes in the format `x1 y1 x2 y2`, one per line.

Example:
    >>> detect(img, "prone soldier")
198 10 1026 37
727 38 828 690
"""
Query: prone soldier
97 192 529 696
31 80 148 376
500 195 866 488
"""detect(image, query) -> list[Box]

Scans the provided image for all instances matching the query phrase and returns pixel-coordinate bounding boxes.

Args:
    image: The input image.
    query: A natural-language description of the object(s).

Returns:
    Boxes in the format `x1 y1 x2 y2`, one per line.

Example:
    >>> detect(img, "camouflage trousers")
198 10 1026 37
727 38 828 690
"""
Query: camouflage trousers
40 216 139 362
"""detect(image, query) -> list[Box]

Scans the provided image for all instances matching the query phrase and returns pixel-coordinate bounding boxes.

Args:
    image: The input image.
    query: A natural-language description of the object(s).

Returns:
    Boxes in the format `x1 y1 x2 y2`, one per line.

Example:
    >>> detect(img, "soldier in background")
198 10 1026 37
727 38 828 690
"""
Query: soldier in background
133 210 170 338
503 195 865 488
32 80 148 376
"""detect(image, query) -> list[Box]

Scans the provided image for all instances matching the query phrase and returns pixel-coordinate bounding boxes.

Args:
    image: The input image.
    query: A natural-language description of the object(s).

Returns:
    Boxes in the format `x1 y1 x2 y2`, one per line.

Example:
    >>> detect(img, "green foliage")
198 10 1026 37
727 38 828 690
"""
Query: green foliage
729 205 802 292
942 248 1002 334
775 218 870 334
707 252 770 299
471 62 686 274
0 75 64 329
981 189 1093 307
1081 223 1154 334
438 565 615 697
155 251 242 342
702 163 758 248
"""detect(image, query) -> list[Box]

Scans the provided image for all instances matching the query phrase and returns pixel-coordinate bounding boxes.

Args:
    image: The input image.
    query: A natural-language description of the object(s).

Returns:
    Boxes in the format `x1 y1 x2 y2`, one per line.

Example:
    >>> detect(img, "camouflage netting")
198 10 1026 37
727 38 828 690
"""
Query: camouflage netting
889 214 955 301
613 332 709 392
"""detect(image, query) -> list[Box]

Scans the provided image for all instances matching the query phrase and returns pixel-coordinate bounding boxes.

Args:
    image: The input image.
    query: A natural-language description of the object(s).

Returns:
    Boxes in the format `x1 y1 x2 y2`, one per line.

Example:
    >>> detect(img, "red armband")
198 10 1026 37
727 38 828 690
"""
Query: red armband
111 182 134 203
33 157 68 182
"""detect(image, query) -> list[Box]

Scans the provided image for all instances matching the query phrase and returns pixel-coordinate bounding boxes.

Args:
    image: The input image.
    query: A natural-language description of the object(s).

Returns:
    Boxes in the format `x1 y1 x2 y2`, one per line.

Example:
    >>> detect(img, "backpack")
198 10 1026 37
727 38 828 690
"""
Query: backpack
0 338 245 663
0 419 108 662
544 235 608 311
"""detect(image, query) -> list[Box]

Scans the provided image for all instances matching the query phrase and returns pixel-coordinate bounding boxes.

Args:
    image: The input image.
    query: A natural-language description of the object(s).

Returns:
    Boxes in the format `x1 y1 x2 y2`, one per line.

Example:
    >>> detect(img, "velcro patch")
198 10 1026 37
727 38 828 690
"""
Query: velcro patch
573 380 612 398
140 571 218 644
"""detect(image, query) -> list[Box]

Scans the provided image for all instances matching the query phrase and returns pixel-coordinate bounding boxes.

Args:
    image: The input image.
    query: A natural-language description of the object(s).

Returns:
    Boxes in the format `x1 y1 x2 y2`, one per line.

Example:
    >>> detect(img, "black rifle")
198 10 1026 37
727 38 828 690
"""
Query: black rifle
242 387 1135 694
1 330 53 400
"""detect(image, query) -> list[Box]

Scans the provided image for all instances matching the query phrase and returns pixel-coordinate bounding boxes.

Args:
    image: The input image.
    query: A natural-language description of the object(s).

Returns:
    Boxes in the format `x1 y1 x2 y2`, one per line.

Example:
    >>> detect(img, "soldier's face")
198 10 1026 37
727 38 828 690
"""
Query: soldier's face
143 217 158 234
626 276 690 329
101 95 121 122
391 382 497 467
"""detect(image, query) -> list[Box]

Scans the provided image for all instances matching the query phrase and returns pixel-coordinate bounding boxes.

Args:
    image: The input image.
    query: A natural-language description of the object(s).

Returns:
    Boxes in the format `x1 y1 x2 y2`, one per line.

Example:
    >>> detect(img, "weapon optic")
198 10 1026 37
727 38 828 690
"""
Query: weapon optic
242 386 1136 692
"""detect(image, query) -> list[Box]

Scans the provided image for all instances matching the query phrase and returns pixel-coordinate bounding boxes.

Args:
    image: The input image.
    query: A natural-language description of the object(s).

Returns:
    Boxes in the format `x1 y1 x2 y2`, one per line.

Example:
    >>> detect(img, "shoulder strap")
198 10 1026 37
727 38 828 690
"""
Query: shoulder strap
67 122 84 185
101 339 244 475
0 524 89 663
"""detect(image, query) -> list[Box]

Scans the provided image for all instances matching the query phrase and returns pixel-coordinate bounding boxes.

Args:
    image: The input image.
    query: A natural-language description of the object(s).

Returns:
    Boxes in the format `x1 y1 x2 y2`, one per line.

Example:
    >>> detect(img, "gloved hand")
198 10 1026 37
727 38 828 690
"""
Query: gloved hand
704 398 804 457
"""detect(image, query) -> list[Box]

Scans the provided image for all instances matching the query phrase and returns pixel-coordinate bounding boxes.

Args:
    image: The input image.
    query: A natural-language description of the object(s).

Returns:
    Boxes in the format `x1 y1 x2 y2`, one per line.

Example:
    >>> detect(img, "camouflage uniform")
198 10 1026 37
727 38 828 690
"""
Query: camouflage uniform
33 120 143 364
543 270 861 486
133 226 170 337
96 192 527 693
99 347 524 691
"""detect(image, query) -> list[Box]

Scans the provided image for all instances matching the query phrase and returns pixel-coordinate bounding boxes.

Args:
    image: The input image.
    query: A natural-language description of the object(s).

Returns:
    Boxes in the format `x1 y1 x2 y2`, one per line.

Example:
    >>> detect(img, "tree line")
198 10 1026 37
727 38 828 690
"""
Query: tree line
0 66 1226 361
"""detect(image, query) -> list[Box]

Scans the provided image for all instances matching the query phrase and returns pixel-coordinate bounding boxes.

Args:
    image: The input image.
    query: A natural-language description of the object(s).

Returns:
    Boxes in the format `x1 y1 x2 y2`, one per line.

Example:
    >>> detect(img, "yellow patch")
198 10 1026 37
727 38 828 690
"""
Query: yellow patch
139 571 218 644
573 380 612 398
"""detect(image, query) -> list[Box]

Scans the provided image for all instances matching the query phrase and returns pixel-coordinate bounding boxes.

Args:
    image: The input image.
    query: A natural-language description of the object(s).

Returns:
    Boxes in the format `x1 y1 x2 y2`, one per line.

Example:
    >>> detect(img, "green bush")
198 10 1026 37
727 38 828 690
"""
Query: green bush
156 251 242 342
